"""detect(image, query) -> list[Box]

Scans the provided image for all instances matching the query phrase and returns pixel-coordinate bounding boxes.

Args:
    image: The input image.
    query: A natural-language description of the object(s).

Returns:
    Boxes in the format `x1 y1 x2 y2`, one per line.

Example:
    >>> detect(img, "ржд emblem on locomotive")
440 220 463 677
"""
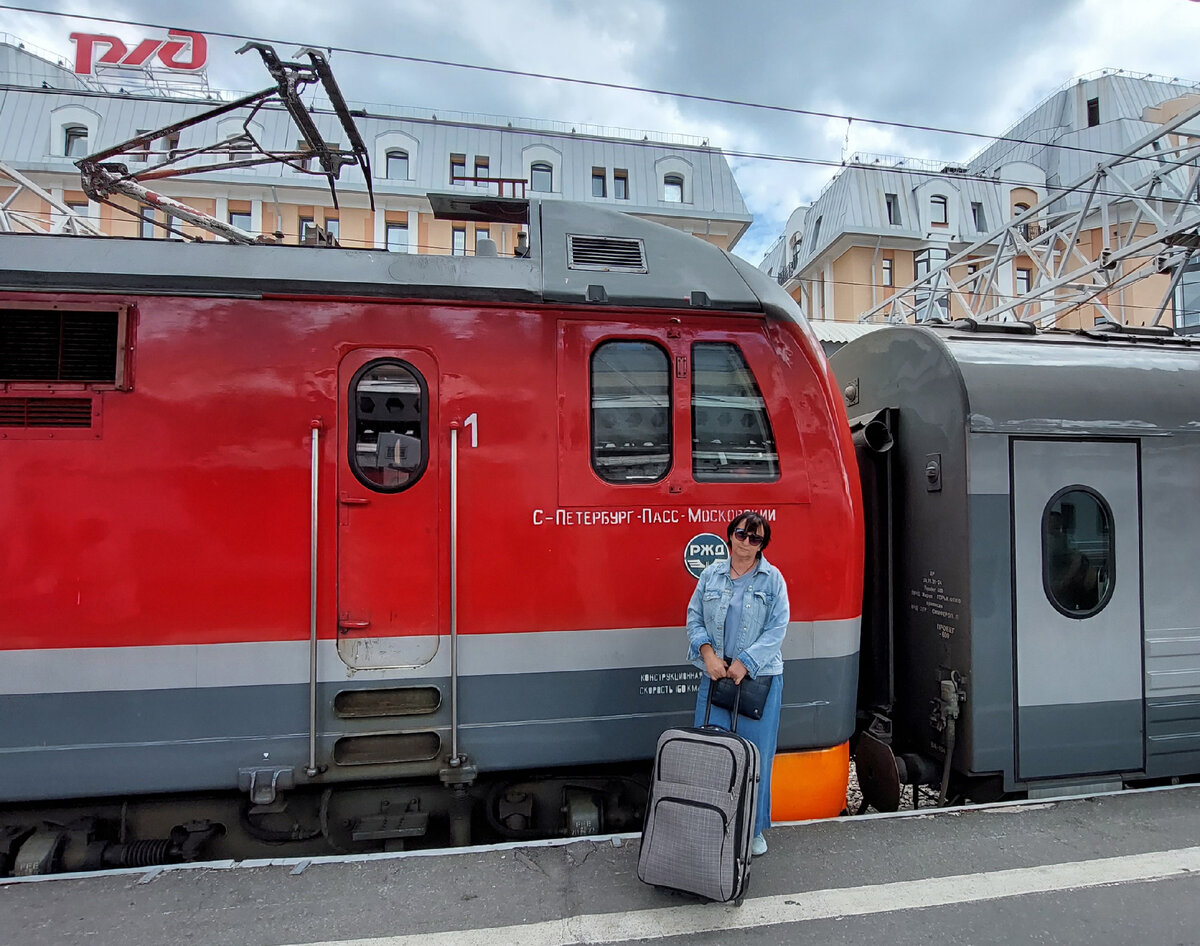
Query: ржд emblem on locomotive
683 532 729 578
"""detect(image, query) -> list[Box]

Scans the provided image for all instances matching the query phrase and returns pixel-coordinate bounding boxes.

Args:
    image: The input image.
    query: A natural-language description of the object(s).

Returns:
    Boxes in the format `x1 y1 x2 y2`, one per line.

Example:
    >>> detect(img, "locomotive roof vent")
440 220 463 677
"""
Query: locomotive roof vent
567 234 648 274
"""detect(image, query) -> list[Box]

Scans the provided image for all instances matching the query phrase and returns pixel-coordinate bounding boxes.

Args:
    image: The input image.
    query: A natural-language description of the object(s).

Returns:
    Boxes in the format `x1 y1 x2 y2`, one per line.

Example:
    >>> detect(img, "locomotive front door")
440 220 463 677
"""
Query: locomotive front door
1011 438 1144 781
336 349 440 669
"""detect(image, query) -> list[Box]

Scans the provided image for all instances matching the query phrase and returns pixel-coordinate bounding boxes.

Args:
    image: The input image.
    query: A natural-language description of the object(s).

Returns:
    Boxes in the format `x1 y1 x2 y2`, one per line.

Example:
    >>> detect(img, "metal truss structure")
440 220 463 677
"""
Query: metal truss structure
859 100 1200 327
0 160 104 236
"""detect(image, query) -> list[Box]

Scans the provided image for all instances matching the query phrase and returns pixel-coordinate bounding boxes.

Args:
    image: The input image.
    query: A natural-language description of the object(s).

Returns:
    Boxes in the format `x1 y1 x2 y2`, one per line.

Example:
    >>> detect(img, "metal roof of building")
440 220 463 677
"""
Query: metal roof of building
0 40 750 243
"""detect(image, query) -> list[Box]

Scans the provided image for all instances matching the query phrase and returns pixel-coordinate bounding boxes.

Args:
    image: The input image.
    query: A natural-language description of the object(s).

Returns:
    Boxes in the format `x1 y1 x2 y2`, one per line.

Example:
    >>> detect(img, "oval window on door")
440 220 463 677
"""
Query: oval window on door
1041 486 1115 618
349 359 428 492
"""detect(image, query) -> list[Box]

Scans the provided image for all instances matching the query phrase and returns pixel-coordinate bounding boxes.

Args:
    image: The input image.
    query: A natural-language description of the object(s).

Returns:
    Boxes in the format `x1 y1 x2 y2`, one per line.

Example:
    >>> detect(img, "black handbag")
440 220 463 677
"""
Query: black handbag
710 664 771 721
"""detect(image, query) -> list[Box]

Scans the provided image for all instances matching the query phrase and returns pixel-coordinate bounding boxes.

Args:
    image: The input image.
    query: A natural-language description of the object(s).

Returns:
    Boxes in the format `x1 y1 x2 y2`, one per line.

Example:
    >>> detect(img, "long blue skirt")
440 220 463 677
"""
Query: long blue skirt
692 673 782 837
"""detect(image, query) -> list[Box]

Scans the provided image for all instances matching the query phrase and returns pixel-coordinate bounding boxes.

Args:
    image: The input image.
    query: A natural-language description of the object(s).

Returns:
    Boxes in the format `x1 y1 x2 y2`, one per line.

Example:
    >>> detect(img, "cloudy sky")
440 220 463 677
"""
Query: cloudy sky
5 0 1200 261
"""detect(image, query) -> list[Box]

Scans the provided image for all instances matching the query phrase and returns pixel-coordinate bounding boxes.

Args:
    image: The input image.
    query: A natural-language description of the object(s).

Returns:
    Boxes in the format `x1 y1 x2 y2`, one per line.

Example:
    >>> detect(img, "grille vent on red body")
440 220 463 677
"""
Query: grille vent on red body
567 235 648 273
0 397 93 427
0 310 119 383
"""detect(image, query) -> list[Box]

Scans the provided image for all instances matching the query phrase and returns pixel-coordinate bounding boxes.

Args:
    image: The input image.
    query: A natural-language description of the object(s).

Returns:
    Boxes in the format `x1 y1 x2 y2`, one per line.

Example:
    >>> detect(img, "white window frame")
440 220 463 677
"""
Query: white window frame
49 104 101 158
930 195 949 226
654 155 693 204
386 149 410 181
522 144 562 196
385 222 409 253
373 130 420 182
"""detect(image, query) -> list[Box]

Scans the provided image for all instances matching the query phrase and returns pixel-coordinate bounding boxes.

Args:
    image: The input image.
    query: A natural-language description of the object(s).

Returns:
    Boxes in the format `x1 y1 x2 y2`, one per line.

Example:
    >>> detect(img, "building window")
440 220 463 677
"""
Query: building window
592 167 606 198
613 169 628 200
349 359 427 493
530 161 553 193
1013 201 1030 218
590 340 671 484
931 195 948 226
691 343 779 482
663 173 684 203
386 149 409 180
228 211 252 232
139 211 156 239
63 124 88 158
66 200 89 218
385 222 408 253
1175 261 1200 334
1087 97 1100 128
133 129 152 162
809 216 822 250
882 258 894 287
452 227 466 257
971 202 987 231
475 228 490 254
885 192 901 226
165 134 181 161
450 153 466 185
1042 486 1114 618
298 216 316 243
323 218 339 241
1016 268 1032 294
474 156 489 185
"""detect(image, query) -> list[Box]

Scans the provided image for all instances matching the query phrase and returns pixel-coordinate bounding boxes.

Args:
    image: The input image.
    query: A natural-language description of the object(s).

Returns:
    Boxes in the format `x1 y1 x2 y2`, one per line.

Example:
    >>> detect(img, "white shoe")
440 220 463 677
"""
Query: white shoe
751 833 767 856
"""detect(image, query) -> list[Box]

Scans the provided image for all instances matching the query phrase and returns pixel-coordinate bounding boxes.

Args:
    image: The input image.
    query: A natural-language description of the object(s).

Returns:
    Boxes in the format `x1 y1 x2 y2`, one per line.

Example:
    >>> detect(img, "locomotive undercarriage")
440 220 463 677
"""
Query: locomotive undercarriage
0 766 648 877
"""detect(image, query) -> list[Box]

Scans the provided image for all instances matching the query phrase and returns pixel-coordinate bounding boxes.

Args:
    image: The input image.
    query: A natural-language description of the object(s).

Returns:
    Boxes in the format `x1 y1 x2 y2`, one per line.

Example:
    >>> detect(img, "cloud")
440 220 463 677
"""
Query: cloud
8 0 1200 264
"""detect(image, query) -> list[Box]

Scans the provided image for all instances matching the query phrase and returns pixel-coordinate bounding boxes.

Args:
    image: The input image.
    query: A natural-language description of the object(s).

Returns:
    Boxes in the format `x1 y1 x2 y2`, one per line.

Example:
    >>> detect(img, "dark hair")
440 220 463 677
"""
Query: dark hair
727 511 771 558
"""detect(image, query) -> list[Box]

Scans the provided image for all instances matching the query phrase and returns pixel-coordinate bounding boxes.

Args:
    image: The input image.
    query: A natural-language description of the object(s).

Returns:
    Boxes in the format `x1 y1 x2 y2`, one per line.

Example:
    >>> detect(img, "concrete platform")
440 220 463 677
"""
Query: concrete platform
3 785 1200 946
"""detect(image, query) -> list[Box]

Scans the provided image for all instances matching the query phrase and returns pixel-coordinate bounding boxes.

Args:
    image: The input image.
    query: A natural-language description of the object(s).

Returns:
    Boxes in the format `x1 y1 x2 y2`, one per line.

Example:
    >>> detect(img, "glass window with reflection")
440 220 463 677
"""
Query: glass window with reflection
386 223 408 252
64 125 88 157
1042 487 1114 618
530 162 553 193
590 340 671 484
691 343 779 482
386 150 409 180
350 360 427 492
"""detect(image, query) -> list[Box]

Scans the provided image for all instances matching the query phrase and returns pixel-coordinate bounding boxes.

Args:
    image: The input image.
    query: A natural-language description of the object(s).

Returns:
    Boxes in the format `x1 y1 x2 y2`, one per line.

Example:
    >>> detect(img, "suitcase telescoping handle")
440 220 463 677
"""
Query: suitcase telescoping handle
703 675 741 733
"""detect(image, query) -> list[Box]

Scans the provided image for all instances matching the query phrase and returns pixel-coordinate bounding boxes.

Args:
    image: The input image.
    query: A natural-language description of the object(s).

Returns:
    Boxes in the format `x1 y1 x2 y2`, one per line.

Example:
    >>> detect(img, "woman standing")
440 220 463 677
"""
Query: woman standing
685 511 789 856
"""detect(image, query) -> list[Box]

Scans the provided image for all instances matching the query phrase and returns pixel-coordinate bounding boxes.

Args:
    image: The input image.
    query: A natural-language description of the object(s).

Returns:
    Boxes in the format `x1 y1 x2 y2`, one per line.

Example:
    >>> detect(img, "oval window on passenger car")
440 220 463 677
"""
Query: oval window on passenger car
1041 486 1115 619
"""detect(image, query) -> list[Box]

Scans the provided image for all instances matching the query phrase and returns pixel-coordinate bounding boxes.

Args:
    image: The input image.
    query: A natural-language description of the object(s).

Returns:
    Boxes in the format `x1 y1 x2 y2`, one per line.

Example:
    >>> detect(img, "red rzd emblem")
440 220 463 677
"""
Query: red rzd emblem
70 29 208 75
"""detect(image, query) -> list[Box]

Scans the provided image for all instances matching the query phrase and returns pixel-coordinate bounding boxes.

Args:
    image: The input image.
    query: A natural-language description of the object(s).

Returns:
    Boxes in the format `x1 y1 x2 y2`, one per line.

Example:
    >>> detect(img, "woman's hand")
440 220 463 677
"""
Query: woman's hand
699 644 728 681
727 659 749 684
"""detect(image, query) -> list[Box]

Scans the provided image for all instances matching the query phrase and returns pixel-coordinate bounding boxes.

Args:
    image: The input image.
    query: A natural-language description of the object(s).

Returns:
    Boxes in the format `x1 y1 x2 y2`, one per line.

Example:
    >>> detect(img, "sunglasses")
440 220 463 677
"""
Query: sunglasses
732 528 764 546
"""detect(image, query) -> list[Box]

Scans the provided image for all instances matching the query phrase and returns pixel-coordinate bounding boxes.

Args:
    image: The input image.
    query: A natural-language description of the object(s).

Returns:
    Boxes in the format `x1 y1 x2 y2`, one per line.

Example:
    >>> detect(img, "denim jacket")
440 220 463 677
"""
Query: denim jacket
686 556 789 678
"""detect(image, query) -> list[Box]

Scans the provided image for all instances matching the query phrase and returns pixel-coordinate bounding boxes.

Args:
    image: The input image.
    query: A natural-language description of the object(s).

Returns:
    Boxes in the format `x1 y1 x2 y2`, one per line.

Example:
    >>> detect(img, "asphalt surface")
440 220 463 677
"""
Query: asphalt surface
3 785 1200 946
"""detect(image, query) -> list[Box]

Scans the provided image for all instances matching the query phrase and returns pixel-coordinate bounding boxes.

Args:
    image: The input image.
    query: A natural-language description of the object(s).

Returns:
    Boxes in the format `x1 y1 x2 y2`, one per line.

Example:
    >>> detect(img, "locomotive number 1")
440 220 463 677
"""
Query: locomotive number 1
464 412 478 448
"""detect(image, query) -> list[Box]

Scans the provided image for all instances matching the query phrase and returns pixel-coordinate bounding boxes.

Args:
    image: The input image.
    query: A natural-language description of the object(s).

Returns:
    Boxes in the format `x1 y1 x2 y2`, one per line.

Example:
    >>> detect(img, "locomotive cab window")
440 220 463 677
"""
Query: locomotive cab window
1042 486 1114 618
691 342 779 482
349 360 428 492
590 340 671 483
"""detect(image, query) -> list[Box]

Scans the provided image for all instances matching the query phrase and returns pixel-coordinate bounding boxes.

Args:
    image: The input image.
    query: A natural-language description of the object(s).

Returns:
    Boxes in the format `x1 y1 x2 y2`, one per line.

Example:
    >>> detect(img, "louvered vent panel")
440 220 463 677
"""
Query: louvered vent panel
0 310 119 382
567 235 647 273
0 397 93 428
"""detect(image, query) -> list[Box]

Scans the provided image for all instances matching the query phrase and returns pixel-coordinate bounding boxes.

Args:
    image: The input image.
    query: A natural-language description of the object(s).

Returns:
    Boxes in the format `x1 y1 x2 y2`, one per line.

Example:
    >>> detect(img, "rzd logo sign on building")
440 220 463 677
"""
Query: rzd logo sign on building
70 29 207 75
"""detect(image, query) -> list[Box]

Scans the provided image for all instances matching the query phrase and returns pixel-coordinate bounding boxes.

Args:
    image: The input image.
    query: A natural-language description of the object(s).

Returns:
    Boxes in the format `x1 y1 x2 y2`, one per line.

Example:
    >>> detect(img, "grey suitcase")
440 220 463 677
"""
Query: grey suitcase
637 684 760 903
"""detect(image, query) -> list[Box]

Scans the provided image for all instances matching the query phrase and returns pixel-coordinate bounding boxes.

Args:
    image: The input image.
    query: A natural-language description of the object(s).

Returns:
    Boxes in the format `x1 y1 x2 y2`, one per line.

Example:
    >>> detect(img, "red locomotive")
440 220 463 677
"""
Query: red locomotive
0 195 863 873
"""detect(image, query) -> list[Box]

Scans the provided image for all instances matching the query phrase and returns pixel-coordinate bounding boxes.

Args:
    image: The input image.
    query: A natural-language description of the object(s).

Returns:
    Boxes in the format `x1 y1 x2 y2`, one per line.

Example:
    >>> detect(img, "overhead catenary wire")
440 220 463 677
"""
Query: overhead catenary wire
0 1 1192 168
